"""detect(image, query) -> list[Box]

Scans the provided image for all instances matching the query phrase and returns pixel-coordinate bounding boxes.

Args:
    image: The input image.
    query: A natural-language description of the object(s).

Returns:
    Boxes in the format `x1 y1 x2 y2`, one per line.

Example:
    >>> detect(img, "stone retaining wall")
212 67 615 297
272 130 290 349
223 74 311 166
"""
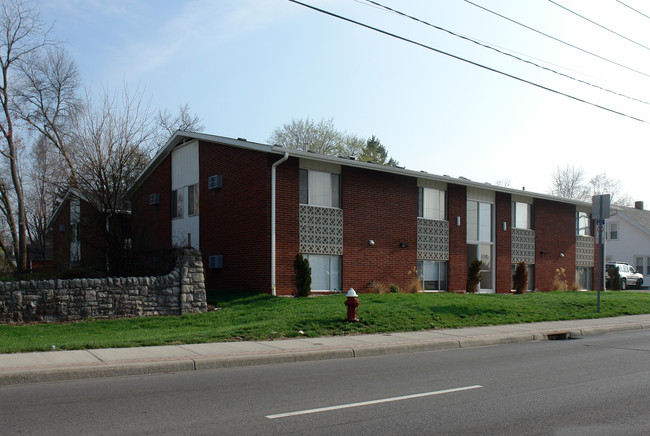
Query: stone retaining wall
0 249 207 323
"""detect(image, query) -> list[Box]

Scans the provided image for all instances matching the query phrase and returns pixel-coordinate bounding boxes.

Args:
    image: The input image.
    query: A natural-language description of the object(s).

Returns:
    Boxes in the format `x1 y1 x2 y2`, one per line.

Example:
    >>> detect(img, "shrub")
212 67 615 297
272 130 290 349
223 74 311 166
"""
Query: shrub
293 253 311 297
370 281 389 294
389 284 400 293
512 261 528 294
551 267 568 291
608 267 621 290
466 259 483 293
407 266 423 293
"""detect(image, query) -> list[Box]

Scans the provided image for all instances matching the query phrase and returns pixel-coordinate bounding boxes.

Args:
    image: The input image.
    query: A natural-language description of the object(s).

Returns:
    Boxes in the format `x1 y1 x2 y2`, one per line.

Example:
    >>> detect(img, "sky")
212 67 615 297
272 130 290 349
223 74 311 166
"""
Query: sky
40 0 650 205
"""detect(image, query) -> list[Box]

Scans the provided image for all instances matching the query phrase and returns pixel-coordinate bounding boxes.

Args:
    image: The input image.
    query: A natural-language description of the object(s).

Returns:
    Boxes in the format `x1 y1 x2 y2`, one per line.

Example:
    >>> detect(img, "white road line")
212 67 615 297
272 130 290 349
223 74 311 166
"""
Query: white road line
265 385 483 419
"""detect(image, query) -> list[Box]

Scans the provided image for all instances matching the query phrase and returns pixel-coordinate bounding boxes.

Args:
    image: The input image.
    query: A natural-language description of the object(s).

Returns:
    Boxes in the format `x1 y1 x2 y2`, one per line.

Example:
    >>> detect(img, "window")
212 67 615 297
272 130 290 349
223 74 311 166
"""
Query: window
576 267 593 290
635 257 644 275
171 188 184 219
512 202 533 229
305 254 341 291
467 200 493 291
577 211 591 236
299 169 340 208
607 222 618 240
188 184 199 216
511 264 534 291
418 188 446 220
418 261 447 291
467 201 492 242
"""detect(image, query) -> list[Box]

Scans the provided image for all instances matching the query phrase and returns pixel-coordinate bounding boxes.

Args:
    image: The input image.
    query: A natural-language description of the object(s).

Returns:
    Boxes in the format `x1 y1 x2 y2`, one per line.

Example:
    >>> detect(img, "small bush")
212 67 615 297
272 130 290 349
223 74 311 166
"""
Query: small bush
466 259 483 293
389 284 400 293
512 261 528 294
551 267 568 291
370 281 389 294
293 253 311 297
608 267 621 290
407 266 423 293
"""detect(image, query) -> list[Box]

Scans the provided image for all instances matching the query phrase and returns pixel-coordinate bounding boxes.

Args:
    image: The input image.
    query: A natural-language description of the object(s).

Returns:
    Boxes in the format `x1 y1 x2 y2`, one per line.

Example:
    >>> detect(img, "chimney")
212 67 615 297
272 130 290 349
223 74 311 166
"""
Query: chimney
635 201 644 210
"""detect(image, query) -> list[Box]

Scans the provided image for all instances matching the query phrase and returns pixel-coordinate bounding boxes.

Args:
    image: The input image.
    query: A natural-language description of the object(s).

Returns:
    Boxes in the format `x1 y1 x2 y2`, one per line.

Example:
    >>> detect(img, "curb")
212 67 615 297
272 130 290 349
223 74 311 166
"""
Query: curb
1 322 648 386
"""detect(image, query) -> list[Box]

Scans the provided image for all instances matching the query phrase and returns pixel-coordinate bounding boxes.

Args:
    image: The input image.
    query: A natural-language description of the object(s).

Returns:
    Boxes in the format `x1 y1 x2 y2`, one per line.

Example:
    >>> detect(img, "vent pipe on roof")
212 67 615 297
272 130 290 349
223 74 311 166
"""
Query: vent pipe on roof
635 201 644 210
271 152 289 296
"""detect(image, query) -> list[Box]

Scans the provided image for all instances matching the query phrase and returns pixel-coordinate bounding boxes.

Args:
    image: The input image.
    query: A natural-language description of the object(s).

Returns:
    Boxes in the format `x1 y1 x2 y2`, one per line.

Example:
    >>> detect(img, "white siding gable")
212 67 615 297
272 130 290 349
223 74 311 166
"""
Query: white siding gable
171 141 200 249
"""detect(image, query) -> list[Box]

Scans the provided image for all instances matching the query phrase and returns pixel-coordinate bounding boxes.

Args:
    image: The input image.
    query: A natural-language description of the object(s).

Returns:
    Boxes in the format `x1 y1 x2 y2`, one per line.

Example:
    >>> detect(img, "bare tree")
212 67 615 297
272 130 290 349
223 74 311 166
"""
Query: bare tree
550 165 590 201
0 0 53 272
69 85 160 274
589 173 633 206
15 46 81 185
25 134 66 251
550 166 634 206
156 103 204 141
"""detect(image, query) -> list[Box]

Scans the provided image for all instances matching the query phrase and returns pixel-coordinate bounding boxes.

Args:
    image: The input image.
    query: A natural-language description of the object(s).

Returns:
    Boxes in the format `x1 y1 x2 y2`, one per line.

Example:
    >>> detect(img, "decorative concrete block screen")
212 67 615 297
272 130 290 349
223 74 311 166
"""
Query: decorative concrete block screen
0 249 207 323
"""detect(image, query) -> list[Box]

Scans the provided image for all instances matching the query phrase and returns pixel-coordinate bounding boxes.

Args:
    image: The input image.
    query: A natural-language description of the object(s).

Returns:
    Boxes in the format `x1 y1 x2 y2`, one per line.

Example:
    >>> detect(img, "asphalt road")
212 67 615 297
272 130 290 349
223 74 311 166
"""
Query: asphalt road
2 330 649 435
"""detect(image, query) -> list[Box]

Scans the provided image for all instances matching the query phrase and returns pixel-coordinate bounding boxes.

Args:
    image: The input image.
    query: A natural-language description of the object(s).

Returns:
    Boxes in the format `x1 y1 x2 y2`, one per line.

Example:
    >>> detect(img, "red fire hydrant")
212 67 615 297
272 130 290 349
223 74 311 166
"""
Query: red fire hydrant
345 288 359 322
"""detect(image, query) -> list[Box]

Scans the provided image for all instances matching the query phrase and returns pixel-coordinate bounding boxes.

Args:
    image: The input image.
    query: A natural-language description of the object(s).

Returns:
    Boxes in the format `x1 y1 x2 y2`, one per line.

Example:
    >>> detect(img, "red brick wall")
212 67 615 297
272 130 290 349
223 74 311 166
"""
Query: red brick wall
198 141 273 292
448 183 467 292
275 157 300 294
78 200 106 268
52 202 71 268
341 167 417 293
131 154 172 253
495 192 512 293
534 199 576 291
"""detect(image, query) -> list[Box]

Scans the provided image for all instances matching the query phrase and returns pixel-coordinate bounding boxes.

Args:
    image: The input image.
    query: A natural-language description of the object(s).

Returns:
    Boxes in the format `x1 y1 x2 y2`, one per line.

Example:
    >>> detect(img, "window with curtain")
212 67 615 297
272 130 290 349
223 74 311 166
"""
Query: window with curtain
418 187 446 220
513 202 533 229
299 169 340 208
188 184 199 216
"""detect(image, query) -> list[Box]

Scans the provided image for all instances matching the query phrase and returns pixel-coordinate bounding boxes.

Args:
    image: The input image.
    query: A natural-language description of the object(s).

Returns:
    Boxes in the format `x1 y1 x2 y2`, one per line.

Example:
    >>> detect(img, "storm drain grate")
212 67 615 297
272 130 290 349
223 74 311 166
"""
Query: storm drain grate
546 332 571 340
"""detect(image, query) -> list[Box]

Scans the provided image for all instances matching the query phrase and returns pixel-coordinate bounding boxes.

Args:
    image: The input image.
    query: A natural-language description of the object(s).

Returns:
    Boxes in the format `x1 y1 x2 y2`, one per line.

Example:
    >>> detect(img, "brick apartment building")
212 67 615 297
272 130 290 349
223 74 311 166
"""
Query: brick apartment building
127 131 598 295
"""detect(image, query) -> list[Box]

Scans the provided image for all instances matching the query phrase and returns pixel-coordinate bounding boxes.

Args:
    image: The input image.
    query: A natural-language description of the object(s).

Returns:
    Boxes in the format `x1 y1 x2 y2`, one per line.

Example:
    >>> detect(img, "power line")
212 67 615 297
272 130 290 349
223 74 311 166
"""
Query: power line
465 0 650 79
288 0 648 124
361 0 650 105
615 0 650 21
548 0 650 52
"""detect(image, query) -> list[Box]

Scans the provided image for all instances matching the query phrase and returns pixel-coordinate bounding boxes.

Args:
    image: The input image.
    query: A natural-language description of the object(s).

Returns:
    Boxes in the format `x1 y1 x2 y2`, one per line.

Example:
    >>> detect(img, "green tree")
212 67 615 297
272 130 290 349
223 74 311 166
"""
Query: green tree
512 261 528 294
293 253 311 297
357 135 399 166
466 259 483 293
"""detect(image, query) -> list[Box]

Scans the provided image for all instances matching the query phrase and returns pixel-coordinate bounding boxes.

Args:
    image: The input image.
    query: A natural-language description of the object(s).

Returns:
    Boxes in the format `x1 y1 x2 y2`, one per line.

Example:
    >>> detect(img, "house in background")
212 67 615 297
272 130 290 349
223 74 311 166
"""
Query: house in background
49 189 131 273
605 202 650 286
49 190 105 270
127 131 599 295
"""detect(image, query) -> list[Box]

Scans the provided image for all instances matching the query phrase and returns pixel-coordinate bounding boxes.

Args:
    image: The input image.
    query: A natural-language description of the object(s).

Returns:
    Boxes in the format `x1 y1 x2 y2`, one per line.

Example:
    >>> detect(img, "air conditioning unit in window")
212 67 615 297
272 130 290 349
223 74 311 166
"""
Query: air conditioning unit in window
149 193 160 205
209 255 223 269
208 175 223 190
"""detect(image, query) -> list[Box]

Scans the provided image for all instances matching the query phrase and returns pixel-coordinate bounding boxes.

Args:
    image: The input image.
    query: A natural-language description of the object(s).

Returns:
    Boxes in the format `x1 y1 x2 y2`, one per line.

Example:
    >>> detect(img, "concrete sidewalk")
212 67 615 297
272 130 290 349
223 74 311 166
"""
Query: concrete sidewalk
2 314 650 386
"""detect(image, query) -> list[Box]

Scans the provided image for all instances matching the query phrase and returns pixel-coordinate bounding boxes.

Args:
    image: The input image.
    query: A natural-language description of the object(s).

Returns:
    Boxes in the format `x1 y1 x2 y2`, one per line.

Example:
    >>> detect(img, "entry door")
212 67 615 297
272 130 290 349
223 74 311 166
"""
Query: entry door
467 244 493 293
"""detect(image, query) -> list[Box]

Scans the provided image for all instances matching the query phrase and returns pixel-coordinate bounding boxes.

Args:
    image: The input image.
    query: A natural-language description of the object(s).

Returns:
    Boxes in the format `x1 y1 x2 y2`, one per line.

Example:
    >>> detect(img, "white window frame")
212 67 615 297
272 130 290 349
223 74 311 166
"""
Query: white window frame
511 263 534 291
418 187 446 220
634 256 644 275
607 222 618 240
299 169 341 208
577 211 591 236
418 260 447 291
172 188 184 219
187 184 199 216
467 199 494 292
512 202 533 230
304 254 341 291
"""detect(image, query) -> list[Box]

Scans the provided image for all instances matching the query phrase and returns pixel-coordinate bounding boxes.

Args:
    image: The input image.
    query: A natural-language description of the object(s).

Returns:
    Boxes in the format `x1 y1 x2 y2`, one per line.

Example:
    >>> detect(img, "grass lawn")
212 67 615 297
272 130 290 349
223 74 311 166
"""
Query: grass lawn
1 290 649 354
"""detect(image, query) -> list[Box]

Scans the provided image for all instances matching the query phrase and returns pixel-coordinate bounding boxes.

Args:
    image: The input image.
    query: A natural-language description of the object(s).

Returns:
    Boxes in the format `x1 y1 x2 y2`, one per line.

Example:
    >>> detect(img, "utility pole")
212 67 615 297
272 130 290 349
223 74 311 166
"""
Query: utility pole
592 194 610 313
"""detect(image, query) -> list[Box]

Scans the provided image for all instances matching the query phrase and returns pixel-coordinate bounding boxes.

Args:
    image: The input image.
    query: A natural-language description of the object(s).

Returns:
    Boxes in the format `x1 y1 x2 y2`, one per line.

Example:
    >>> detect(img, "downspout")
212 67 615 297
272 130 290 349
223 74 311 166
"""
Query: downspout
271 152 289 296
